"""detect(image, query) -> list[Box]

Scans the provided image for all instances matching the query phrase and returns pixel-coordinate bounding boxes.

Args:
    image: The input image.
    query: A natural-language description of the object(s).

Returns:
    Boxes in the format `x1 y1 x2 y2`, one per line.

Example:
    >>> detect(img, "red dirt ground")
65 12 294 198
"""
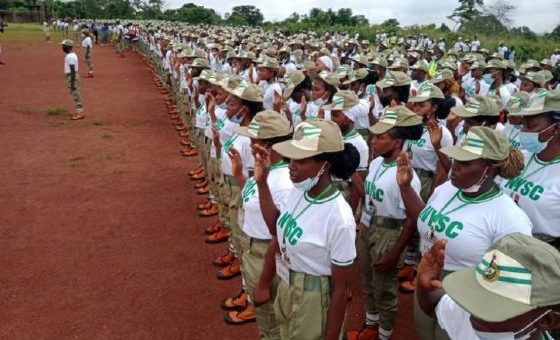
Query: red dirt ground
0 41 417 339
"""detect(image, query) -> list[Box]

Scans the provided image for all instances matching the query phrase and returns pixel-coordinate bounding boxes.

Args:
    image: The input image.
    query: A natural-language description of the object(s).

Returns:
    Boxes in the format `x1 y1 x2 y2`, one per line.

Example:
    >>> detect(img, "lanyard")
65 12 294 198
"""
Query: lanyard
517 153 560 181
281 183 334 258
223 134 239 153
372 160 396 184
437 185 501 219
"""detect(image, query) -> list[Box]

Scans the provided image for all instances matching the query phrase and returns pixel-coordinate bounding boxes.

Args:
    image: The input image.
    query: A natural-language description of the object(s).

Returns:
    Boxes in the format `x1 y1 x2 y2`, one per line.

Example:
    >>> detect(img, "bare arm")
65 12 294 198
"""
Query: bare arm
325 265 353 340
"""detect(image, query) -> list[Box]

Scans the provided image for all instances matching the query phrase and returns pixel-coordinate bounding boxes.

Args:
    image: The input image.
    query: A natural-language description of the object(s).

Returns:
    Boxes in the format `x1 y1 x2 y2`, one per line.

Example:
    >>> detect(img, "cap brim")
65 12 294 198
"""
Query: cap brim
443 267 536 323
440 145 481 161
408 96 431 103
369 122 393 135
450 106 478 118
428 78 444 84
508 108 548 117
233 126 253 138
283 87 295 100
272 141 321 160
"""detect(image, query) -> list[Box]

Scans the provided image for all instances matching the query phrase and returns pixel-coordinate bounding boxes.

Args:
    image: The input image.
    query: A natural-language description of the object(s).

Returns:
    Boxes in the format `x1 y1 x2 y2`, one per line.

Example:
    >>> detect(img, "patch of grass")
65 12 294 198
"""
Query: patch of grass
14 106 32 115
2 24 73 42
45 107 68 116
92 119 109 126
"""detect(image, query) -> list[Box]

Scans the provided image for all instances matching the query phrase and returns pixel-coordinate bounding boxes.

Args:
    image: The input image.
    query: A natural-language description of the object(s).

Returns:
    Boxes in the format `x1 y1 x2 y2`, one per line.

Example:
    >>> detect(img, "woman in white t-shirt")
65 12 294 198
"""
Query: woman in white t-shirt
353 106 423 340
81 29 94 77
280 71 316 127
309 70 340 119
502 90 560 249
221 112 294 334
397 126 532 340
252 119 359 340
257 58 282 111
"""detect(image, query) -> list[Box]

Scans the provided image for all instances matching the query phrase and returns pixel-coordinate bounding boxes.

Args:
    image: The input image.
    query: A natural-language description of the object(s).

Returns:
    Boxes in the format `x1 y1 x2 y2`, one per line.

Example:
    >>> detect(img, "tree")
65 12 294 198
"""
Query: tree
448 0 484 27
175 3 220 24
230 5 263 26
510 26 537 40
551 24 560 41
381 18 400 32
439 23 451 32
459 14 507 35
483 0 515 26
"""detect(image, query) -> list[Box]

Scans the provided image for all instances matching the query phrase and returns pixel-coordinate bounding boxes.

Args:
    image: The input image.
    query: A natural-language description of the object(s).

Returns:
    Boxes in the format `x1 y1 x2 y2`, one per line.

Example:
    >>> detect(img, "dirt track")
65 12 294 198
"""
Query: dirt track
0 41 416 339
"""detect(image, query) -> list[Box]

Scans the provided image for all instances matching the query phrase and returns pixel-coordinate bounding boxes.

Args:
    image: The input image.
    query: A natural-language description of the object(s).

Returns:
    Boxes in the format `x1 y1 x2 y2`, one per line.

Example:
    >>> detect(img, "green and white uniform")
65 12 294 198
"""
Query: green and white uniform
502 152 560 238
502 122 522 150
274 186 356 340
418 181 532 271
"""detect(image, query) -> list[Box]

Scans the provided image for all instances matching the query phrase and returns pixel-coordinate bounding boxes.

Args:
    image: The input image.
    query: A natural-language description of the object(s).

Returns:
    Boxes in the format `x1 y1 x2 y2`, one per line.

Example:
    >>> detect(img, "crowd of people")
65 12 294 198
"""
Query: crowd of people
58 20 560 340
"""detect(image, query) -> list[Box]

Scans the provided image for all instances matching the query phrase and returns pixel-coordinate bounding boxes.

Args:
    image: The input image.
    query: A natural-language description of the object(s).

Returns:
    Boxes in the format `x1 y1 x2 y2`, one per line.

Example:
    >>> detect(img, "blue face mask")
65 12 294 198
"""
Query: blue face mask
482 74 495 85
229 107 246 124
313 97 327 107
218 103 227 110
519 124 555 153
292 162 327 191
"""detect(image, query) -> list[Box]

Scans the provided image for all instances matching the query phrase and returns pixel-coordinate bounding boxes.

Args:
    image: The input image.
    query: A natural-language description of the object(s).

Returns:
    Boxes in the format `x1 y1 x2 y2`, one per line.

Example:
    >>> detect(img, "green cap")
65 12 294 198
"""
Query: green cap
440 126 509 161
371 56 389 68
218 74 243 92
352 55 370 66
207 71 223 85
486 59 506 70
510 90 560 116
342 68 369 85
189 58 210 68
409 83 444 103
309 70 341 87
336 65 351 79
438 58 458 71
468 60 487 70
273 119 344 160
196 69 212 81
224 81 264 102
257 57 280 71
520 70 553 88
429 69 455 84
283 71 306 100
61 39 74 47
322 90 360 111
410 61 429 73
451 95 501 118
388 57 409 70
443 233 560 322
505 91 531 113
376 71 411 89
235 110 293 139
369 105 422 135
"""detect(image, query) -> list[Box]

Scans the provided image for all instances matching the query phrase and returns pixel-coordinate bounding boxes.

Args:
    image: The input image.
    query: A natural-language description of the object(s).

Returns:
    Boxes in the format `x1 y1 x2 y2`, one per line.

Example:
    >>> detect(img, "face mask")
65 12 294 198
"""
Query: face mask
461 166 489 193
229 107 246 124
482 74 495 85
519 124 556 153
293 162 327 191
218 103 227 110
473 309 553 340
313 96 327 107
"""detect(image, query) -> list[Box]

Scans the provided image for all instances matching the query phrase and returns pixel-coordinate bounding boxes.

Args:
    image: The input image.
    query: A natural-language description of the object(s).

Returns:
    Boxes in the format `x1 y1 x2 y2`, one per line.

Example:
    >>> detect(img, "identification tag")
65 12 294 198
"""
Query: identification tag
275 254 290 285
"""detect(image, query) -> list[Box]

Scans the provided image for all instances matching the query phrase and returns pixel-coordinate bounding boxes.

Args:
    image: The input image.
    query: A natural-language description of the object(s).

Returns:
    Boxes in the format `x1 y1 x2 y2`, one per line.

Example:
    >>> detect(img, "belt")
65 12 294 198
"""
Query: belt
288 271 331 291
414 168 434 179
372 216 404 230
224 175 238 187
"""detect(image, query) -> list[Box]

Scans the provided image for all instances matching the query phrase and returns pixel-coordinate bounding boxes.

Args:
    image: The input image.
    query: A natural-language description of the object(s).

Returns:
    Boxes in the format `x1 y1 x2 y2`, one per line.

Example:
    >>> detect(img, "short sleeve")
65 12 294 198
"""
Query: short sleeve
328 209 357 267
398 173 421 210
241 138 255 171
435 295 477 340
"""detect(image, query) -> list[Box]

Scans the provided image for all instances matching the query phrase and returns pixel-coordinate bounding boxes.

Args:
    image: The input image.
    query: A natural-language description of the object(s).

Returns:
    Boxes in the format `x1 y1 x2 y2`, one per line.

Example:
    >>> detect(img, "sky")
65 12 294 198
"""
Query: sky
165 0 560 33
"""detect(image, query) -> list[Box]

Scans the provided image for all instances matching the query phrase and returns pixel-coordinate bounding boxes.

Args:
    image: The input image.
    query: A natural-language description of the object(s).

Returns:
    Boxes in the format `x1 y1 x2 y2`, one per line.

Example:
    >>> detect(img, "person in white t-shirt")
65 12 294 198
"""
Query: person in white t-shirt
486 59 512 108
342 68 379 136
61 39 84 120
280 70 316 127
398 126 532 340
81 29 94 78
502 91 531 150
43 21 51 43
221 112 294 333
253 119 359 340
325 90 369 211
351 106 423 340
502 90 560 249
256 58 282 111
417 234 560 340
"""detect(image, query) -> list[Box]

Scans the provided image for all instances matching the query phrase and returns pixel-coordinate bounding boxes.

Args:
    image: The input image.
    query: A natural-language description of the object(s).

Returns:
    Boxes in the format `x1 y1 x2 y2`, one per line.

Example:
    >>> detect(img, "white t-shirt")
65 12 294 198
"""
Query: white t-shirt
435 295 478 340
241 162 293 240
261 81 282 111
277 188 356 276
64 52 78 74
408 125 453 173
350 99 371 131
220 133 254 177
209 106 237 158
488 84 511 109
343 130 369 172
362 157 421 222
418 181 532 271
503 122 522 149
194 101 207 129
502 152 560 237
81 36 92 49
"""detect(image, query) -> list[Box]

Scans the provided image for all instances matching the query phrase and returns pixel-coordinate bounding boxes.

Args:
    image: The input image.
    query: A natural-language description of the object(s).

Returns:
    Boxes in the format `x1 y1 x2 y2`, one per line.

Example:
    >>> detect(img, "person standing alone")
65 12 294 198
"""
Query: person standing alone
81 29 94 78
61 39 85 120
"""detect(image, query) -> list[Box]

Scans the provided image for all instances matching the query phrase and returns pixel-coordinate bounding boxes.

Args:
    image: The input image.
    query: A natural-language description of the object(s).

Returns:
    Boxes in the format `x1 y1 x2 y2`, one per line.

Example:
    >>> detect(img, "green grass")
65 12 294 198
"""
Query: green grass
45 107 68 116
2 22 77 42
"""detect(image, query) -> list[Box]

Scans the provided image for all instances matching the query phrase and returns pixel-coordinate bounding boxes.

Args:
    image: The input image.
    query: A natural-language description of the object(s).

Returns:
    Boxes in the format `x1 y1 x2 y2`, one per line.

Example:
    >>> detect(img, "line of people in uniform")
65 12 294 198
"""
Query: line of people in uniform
123 22 560 340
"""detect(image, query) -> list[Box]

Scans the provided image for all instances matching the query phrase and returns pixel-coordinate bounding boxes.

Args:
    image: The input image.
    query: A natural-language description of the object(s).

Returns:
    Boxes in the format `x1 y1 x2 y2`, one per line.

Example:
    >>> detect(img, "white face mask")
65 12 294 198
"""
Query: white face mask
473 309 553 340
449 160 489 194
293 162 327 191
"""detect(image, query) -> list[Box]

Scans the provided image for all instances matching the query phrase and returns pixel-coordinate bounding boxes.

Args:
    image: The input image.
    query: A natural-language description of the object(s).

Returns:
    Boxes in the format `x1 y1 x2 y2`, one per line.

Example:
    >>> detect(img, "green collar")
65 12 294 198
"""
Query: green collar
343 129 359 141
